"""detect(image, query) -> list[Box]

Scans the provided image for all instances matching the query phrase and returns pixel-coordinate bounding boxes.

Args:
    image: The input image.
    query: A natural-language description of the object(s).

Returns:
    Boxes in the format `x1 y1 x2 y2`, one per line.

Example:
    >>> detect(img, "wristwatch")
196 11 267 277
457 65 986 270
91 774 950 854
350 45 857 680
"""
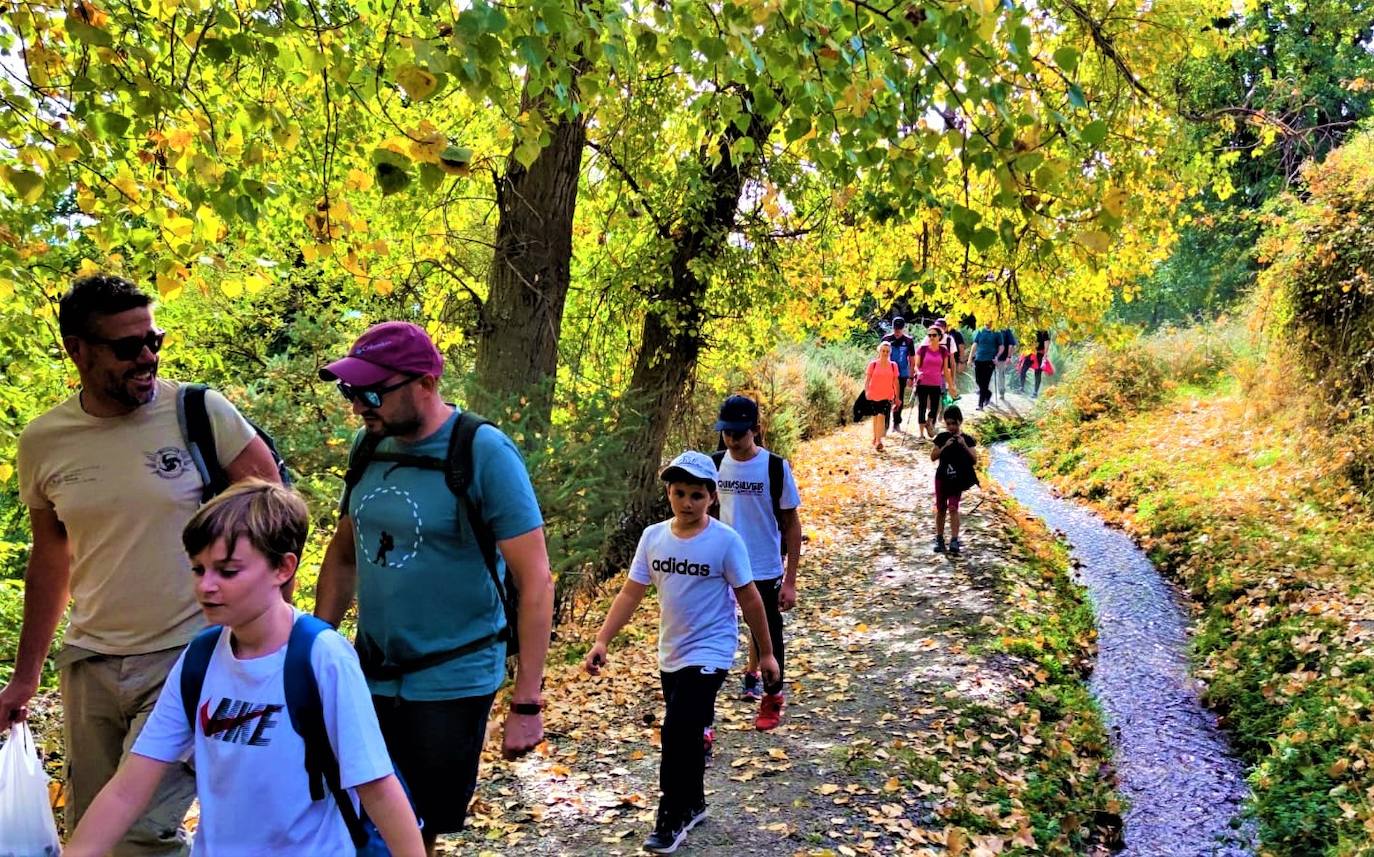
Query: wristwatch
511 700 544 715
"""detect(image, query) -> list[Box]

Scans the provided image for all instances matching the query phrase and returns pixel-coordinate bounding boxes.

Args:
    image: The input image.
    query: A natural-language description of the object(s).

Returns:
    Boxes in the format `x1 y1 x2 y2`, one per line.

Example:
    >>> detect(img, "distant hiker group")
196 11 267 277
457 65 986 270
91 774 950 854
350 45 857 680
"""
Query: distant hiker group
0 274 809 856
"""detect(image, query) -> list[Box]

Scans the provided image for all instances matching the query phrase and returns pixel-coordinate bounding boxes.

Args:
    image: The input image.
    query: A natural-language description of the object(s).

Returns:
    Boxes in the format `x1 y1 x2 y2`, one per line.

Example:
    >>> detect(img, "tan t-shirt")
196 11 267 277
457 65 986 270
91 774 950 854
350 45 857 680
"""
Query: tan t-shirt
18 379 257 655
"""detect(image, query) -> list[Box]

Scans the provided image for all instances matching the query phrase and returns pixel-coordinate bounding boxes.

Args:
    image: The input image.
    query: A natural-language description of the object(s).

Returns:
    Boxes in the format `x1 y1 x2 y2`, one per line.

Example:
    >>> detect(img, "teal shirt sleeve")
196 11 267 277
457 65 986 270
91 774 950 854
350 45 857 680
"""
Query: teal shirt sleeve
470 424 544 540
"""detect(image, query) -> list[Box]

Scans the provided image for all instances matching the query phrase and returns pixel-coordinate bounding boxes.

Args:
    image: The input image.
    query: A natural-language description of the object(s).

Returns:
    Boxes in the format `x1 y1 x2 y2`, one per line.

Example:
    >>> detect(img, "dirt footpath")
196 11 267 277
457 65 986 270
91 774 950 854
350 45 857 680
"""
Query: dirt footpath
439 421 1120 856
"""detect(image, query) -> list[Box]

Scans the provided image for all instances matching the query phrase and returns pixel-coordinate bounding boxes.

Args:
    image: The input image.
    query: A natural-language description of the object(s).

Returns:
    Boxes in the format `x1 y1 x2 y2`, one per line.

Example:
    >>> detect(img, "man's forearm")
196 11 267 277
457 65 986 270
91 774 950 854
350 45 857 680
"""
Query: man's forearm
313 556 356 627
781 514 801 586
736 589 774 659
512 572 553 702
13 560 69 688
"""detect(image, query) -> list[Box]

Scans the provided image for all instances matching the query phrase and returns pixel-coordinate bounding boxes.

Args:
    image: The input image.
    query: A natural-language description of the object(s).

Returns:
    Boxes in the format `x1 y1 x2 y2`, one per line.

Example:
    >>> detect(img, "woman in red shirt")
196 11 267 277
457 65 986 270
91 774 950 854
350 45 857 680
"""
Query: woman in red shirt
865 341 900 451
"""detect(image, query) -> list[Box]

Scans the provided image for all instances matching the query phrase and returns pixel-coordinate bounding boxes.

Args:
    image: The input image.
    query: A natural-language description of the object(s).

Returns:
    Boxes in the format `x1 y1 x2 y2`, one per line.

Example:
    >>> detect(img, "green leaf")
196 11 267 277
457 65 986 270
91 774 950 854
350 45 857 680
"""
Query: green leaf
1053 47 1079 73
370 148 412 169
4 168 45 204
1080 120 1109 147
375 162 412 196
90 112 130 139
419 162 445 191
1067 84 1088 110
971 227 998 252
514 140 543 170
201 39 233 63
65 15 113 47
439 145 472 174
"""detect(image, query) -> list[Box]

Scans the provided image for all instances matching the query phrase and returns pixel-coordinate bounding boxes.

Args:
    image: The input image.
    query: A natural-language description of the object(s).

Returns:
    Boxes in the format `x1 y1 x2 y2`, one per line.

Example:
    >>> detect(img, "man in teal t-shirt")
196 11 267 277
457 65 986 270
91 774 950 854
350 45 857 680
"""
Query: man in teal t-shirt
972 324 1001 410
314 322 554 850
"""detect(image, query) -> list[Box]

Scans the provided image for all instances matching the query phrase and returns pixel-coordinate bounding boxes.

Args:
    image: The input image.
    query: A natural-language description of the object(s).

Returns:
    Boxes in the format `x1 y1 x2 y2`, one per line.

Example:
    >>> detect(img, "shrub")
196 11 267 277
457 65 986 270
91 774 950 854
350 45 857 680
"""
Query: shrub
1045 323 1243 427
672 341 871 459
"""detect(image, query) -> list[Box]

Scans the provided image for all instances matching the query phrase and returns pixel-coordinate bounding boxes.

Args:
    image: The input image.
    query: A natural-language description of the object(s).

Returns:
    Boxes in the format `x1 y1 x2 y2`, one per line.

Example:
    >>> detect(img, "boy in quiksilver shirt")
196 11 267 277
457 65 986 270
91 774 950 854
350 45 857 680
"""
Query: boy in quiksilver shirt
585 451 779 855
712 395 802 730
66 480 423 857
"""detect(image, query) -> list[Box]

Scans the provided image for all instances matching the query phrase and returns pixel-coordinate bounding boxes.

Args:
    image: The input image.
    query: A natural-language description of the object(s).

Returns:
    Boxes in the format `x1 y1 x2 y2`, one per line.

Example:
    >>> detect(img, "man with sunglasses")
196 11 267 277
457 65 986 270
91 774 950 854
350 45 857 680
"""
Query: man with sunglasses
3 274 281 855
712 395 801 730
314 322 553 854
879 317 917 433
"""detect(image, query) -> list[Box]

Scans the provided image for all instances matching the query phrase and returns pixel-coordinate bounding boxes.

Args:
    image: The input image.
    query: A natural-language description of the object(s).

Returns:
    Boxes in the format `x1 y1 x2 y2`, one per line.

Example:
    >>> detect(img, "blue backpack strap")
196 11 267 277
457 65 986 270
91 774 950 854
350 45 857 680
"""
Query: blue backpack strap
282 614 369 849
179 625 223 733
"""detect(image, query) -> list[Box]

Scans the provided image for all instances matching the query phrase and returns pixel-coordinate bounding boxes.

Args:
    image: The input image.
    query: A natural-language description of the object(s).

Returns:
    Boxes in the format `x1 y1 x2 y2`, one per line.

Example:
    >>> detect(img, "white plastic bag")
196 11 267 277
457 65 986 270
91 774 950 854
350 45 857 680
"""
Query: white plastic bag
0 722 61 857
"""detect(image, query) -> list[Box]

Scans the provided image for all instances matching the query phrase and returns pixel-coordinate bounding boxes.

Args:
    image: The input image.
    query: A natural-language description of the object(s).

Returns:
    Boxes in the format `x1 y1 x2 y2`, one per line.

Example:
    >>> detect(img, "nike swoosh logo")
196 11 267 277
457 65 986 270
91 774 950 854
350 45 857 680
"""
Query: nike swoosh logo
199 700 273 736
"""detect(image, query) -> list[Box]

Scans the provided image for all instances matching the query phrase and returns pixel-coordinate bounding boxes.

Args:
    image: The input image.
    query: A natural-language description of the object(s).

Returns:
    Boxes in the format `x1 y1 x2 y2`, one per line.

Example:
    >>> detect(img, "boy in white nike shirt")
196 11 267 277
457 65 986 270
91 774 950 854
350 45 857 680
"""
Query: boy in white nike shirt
66 480 423 857
585 451 779 855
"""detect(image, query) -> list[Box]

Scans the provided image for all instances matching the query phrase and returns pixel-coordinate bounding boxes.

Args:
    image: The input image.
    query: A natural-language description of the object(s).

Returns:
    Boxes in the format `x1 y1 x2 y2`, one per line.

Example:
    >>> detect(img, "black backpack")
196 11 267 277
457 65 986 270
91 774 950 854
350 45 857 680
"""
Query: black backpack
177 384 292 503
340 410 520 679
710 449 787 556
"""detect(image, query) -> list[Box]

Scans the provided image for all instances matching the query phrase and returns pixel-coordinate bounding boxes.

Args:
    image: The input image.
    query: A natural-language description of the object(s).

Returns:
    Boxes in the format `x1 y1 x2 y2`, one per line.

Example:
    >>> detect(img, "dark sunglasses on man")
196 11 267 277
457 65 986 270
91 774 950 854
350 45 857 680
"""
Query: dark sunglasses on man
84 330 165 361
336 375 420 408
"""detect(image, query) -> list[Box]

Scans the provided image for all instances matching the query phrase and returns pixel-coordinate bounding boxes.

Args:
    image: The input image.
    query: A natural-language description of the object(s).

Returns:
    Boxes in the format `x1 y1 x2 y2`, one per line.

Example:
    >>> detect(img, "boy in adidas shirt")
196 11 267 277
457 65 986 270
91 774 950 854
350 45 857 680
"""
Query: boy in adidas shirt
66 480 423 857
584 451 779 855
712 395 801 729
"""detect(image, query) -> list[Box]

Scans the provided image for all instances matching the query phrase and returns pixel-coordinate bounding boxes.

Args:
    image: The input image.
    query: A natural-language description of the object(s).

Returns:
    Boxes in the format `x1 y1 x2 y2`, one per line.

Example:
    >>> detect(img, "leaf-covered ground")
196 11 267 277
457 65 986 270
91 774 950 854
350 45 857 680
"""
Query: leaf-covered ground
441 419 1122 856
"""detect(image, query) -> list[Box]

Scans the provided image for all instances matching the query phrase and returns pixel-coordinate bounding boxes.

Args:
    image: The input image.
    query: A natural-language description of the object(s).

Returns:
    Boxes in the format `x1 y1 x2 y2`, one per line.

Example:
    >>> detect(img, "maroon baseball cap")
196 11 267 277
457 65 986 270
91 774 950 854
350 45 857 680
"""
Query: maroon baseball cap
319 321 444 387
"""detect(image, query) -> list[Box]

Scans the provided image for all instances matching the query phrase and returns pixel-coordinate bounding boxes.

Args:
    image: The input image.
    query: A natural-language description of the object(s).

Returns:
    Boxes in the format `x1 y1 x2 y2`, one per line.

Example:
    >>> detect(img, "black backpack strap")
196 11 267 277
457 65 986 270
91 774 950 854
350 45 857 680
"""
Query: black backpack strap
339 432 385 513
708 451 726 519
768 453 787 554
283 614 368 849
446 411 513 645
178 384 221 503
179 625 222 733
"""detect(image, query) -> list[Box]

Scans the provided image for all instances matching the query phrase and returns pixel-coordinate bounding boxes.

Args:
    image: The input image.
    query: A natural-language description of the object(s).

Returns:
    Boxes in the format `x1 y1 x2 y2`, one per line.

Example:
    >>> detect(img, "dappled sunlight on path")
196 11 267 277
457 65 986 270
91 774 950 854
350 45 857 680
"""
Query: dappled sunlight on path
438 421 1118 856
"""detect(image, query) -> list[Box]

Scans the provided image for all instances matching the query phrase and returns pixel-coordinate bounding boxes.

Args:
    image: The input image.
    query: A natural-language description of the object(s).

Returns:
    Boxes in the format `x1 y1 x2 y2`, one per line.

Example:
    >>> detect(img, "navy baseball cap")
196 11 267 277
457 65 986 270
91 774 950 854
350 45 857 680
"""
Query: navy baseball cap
714 395 759 432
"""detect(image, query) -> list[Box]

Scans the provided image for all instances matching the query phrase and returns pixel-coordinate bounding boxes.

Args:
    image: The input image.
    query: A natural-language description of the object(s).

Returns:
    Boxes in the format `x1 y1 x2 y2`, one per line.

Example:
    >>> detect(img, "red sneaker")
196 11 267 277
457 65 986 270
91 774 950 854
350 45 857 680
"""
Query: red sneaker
755 693 784 731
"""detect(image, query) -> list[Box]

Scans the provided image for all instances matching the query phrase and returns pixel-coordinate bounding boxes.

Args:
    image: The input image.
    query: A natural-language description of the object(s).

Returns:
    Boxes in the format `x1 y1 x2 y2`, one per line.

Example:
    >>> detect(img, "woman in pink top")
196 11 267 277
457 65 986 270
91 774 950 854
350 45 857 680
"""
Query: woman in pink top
914 327 957 439
865 341 899 451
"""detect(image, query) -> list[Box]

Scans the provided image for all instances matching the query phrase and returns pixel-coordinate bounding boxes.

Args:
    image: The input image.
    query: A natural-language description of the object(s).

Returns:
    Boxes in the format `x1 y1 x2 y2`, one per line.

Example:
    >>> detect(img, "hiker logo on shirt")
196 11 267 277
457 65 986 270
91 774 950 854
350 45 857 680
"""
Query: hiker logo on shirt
354 485 423 569
199 698 284 746
145 447 194 480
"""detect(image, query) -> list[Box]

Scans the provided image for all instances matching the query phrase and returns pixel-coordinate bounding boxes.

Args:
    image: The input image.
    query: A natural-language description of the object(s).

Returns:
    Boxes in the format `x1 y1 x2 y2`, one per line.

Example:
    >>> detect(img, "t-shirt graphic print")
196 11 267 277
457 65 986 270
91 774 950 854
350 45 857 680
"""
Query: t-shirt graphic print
629 517 753 672
716 449 801 581
133 614 394 856
343 409 544 701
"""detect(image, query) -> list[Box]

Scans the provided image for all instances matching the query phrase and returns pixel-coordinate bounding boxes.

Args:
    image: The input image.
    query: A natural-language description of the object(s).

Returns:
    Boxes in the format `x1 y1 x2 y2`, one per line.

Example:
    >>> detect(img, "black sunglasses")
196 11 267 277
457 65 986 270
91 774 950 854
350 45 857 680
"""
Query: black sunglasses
722 428 753 439
336 375 419 408
84 329 165 361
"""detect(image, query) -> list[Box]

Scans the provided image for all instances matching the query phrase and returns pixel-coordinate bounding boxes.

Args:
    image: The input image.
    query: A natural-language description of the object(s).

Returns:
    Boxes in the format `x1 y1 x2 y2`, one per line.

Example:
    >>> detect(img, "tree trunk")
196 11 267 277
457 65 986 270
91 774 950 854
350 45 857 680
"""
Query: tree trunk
471 99 587 436
598 104 774 577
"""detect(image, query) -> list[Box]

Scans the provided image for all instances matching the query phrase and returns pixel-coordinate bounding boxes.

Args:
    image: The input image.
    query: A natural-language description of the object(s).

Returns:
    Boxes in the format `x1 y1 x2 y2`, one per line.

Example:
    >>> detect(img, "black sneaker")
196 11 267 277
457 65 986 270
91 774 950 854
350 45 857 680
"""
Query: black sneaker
644 807 688 854
932 537 946 554
682 801 709 831
948 537 962 557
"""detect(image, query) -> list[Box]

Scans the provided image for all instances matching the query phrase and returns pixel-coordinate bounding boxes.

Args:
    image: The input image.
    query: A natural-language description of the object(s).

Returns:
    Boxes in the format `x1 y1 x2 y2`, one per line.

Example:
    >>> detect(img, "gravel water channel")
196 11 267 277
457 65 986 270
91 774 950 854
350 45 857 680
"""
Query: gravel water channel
988 444 1255 857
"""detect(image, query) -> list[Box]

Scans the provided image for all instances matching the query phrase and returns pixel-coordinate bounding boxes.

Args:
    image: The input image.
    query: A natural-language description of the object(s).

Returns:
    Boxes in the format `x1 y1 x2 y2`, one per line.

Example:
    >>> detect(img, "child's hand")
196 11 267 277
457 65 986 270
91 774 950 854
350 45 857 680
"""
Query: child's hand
759 654 781 688
583 641 609 675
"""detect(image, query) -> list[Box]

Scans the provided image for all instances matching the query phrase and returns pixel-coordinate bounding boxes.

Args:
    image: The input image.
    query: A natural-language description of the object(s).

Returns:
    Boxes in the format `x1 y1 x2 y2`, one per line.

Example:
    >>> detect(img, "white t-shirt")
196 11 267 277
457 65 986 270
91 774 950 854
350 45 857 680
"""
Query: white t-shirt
133 613 395 856
628 518 753 672
715 449 801 581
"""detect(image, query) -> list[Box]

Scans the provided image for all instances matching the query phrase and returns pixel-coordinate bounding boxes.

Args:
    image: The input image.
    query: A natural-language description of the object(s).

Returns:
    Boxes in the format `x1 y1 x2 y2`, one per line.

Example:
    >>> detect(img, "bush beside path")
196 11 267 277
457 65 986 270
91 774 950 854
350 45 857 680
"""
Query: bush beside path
442 421 1121 856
